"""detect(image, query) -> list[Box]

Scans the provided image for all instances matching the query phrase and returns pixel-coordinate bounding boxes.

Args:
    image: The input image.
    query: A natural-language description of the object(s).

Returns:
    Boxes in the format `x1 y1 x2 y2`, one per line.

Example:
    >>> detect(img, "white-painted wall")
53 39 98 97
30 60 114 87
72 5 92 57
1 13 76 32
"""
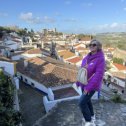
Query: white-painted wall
0 61 15 76
7 44 19 50
11 55 22 60
14 77 19 90
76 61 82 66
17 72 48 93
55 40 66 45
43 83 99 113
113 77 125 88
5 40 21 50
21 53 42 58
105 72 125 88
48 88 54 101
43 95 80 113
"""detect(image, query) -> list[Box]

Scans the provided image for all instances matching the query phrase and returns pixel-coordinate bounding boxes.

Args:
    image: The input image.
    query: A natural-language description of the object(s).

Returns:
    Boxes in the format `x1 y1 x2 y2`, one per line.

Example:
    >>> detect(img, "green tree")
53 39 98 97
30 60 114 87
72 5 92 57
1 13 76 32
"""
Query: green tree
0 70 22 126
113 57 124 65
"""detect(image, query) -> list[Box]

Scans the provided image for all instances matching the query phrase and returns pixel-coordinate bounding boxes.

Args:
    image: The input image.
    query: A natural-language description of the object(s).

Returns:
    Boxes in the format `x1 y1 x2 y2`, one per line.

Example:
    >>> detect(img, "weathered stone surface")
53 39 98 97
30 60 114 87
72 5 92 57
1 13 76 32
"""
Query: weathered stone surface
33 100 126 126
19 82 46 126
20 82 126 126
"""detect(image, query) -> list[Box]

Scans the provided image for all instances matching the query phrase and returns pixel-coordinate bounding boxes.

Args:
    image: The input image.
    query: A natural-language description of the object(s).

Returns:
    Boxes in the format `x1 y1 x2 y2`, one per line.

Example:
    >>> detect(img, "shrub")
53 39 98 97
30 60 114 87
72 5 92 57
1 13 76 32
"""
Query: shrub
111 94 123 103
0 70 22 126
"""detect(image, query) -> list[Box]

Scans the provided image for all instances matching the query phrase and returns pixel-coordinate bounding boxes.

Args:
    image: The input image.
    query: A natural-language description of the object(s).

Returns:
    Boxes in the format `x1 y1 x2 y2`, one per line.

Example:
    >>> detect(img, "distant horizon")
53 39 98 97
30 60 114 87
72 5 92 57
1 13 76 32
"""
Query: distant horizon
1 0 126 34
1 25 126 35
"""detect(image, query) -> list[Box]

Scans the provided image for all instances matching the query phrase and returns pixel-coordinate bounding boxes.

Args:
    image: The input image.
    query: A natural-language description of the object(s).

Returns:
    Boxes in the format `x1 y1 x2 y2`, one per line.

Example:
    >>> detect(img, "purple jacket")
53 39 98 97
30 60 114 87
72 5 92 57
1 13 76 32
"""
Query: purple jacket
76 50 105 92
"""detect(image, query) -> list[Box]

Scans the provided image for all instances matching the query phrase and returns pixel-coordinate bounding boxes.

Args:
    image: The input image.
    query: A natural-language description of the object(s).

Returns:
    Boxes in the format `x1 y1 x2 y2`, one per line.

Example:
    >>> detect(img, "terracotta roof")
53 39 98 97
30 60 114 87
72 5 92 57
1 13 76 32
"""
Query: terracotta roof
79 37 91 41
66 57 82 63
24 48 42 54
109 71 125 83
17 57 77 87
113 63 126 71
58 50 75 59
74 43 82 47
76 47 87 51
108 48 115 52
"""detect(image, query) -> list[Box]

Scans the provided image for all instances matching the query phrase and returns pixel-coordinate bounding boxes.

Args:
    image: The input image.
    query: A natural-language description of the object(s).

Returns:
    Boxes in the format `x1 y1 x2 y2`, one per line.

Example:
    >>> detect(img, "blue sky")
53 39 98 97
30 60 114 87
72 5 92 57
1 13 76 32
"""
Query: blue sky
1 0 126 33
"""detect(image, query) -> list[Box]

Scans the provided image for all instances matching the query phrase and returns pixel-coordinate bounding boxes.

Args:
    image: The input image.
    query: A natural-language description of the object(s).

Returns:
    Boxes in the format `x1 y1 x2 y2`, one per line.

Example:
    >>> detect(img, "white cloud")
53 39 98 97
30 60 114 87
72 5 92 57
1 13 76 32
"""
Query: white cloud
110 22 118 28
19 12 55 24
43 16 55 23
93 22 126 33
20 12 32 20
0 12 8 17
19 12 41 24
71 22 126 33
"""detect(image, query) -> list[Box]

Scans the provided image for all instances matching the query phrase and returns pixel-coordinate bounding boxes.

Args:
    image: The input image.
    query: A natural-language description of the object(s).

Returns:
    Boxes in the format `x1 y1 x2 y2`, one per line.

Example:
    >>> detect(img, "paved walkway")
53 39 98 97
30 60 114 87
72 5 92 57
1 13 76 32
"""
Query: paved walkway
33 100 126 126
19 81 46 126
101 84 111 92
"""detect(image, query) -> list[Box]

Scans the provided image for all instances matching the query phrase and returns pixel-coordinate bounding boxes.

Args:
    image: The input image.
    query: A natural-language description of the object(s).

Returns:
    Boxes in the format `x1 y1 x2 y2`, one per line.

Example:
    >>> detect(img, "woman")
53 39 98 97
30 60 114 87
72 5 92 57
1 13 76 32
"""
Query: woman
76 39 105 126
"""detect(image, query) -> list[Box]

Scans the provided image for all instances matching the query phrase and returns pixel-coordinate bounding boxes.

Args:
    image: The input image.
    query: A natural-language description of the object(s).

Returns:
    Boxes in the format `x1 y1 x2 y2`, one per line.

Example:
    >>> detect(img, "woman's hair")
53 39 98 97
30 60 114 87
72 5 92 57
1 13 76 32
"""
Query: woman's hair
90 39 102 51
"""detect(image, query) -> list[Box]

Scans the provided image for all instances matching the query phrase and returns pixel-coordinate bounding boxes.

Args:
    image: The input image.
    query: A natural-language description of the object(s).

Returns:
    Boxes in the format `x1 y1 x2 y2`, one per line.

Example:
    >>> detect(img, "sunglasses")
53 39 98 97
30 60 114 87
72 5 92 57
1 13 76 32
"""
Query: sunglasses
89 43 97 47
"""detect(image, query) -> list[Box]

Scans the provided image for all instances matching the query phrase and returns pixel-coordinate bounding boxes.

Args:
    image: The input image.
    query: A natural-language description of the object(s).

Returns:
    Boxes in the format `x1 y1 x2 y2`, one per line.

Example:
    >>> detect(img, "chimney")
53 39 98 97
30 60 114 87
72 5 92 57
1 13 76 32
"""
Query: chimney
24 60 28 67
75 50 79 56
34 44 37 49
41 41 44 48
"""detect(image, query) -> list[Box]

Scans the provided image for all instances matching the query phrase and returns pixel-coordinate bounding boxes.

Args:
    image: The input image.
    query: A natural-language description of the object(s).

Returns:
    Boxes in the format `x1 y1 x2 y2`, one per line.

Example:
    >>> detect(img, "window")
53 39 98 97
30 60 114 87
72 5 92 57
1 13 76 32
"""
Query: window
25 79 27 82
31 82 35 87
113 79 117 84
20 76 23 80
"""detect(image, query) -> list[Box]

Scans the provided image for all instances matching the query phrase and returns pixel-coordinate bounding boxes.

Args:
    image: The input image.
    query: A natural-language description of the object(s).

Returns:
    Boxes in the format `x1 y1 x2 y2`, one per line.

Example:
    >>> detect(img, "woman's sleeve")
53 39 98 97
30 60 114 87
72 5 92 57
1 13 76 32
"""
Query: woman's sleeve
84 58 105 92
81 55 88 67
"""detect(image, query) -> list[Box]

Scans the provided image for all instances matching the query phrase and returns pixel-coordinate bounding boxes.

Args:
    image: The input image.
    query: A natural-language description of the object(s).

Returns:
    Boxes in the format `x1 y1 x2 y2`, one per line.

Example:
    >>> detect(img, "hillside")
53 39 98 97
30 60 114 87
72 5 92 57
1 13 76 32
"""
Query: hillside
95 32 126 50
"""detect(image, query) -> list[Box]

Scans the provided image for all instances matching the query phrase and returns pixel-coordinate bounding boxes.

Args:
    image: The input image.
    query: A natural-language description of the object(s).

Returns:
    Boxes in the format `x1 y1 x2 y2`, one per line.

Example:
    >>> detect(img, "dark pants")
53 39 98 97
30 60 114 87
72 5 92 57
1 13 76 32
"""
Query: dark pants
79 91 95 122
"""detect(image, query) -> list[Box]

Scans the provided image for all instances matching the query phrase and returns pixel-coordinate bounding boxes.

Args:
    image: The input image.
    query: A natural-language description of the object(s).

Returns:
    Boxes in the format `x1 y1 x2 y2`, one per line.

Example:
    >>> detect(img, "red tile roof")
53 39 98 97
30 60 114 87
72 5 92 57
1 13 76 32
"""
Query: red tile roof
113 63 126 71
25 48 42 54
66 57 82 63
108 48 115 52
76 47 87 51
58 50 75 59
110 71 125 80
79 37 91 41
17 57 78 87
